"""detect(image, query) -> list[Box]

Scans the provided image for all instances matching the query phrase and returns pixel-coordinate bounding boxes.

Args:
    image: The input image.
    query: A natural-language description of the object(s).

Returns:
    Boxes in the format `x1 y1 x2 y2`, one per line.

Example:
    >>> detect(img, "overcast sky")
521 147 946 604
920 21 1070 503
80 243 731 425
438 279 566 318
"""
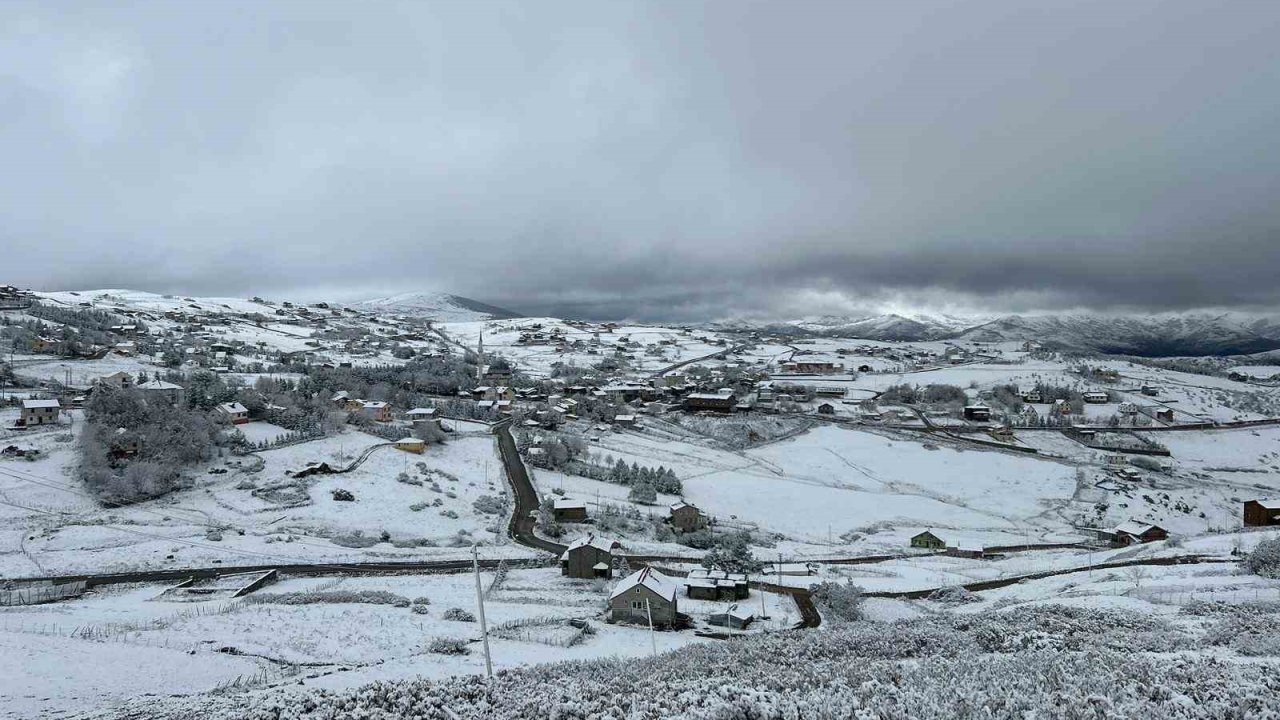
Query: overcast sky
3 1 1279 320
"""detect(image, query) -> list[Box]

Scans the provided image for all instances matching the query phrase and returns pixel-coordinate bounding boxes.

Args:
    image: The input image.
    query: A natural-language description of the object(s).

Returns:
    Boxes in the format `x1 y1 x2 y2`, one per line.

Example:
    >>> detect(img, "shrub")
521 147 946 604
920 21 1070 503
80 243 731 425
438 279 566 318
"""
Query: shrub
1246 536 1280 578
443 607 475 622
251 590 411 607
427 637 470 655
811 581 865 622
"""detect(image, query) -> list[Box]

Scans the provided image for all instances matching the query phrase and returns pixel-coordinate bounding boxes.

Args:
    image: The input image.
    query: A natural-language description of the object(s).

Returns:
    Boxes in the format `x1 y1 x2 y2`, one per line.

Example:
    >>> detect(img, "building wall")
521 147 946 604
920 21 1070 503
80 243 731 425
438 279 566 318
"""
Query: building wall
1244 502 1280 526
562 546 612 578
608 586 676 627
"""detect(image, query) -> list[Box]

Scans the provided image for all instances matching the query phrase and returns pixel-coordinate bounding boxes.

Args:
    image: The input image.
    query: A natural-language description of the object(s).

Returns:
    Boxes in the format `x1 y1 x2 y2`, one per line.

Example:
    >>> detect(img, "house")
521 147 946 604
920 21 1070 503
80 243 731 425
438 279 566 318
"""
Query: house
360 401 392 422
113 342 137 356
945 539 989 559
910 529 946 550
330 390 351 407
963 405 991 421
613 414 637 427
405 407 438 421
817 402 835 415
98 371 134 389
1111 521 1168 546
1118 402 1139 415
1021 389 1042 403
857 364 873 373
684 569 750 600
607 567 679 628
216 402 250 425
778 361 844 375
1141 384 1159 396
1243 499 1280 527
669 501 708 533
707 603 754 630
1153 407 1175 422
684 392 737 413
560 535 619 579
20 399 61 426
30 337 62 354
1083 391 1110 404
553 498 589 523
394 437 425 454
136 379 185 406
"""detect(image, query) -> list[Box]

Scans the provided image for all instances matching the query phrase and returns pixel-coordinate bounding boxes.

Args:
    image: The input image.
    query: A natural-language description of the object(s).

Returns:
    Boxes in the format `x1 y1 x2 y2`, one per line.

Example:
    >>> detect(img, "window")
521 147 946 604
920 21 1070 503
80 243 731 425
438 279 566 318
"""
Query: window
631 600 643 610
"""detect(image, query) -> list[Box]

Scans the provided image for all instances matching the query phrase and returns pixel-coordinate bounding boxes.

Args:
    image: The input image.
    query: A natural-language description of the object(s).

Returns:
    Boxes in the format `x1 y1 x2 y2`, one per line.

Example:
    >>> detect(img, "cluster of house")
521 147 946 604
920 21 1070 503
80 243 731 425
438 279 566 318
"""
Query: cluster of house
558 535 752 630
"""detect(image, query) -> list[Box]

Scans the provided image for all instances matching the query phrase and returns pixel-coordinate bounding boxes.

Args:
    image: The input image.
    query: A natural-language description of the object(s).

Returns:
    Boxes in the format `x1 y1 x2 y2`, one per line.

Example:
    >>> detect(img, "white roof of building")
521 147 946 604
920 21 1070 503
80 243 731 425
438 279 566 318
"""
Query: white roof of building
670 501 695 512
362 401 388 409
563 534 617 554
1114 520 1160 536
218 402 247 414
1253 499 1280 510
137 380 183 391
395 437 424 444
406 407 436 415
554 498 587 510
948 538 986 553
610 567 678 603
615 414 636 421
23 399 60 409
331 391 350 401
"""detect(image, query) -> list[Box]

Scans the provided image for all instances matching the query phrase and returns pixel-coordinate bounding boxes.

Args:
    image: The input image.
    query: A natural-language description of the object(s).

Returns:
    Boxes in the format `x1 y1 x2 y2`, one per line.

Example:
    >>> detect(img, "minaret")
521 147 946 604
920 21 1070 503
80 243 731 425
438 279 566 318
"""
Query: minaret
476 329 485 383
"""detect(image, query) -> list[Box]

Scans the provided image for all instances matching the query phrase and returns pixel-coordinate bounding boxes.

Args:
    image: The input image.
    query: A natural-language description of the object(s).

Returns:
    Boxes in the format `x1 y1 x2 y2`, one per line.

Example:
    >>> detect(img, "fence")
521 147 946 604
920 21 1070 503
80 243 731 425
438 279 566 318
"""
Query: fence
0 581 86 606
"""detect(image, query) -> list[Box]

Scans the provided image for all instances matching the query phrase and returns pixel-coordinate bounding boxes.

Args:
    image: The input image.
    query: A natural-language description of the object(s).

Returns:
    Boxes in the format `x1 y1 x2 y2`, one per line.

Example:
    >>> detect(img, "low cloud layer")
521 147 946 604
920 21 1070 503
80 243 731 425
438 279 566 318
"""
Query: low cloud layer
3 1 1279 320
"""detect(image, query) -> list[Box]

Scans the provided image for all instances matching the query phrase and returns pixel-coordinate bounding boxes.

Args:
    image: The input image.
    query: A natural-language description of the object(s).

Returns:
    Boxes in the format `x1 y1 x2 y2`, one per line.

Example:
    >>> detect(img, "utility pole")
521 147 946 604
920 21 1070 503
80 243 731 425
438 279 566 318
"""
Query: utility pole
472 544 493 678
645 598 656 656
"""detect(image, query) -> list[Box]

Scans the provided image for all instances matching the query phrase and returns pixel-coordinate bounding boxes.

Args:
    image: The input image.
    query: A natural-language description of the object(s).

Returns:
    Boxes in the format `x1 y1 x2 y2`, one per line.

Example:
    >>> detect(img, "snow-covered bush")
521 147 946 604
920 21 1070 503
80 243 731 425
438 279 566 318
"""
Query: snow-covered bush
927 585 979 604
442 607 475 622
426 637 470 655
1245 536 1280 578
810 581 864 622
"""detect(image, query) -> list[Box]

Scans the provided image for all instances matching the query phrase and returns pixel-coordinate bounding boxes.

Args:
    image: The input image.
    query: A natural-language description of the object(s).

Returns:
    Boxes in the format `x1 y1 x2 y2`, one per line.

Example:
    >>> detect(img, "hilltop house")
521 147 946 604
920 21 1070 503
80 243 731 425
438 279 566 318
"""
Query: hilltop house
1110 521 1168 546
216 402 249 425
1244 499 1280 527
98 371 134 389
910 530 947 550
608 568 679 628
963 405 991 421
136 379 185 406
360 401 392 422
560 535 619 579
552 498 589 523
684 392 737 413
20 399 61 427
668 501 708 533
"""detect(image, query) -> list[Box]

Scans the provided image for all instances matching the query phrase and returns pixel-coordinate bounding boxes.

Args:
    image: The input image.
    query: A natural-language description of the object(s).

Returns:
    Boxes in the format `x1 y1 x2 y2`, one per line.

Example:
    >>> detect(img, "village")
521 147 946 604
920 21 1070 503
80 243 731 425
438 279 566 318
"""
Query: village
2 286 1280 717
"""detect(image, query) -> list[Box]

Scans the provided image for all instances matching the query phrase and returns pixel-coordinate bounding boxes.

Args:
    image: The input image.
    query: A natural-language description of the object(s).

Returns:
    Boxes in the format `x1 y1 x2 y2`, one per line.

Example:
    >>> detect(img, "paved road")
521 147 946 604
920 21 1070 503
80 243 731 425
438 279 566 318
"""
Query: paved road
649 343 753 380
490 418 823 627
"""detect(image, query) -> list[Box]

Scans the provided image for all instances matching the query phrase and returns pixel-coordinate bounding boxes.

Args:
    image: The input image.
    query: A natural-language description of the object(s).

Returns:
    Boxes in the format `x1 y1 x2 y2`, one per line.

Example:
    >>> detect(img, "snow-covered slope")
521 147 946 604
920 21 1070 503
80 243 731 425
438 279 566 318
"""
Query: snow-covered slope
727 309 1280 357
354 292 521 321
957 312 1280 356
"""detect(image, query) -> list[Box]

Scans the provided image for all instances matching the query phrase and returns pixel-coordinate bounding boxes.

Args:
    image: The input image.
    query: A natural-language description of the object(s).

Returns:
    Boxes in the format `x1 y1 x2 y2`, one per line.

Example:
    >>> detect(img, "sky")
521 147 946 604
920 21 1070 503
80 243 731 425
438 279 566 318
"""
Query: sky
2 1 1279 321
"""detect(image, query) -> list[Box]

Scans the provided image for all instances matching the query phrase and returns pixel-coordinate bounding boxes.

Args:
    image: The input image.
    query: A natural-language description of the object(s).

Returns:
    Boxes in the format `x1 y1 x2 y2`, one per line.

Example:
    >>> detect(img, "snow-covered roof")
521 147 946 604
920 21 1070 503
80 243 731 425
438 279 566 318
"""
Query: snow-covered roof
362 401 388 409
592 562 611 570
331 391 350 401
554 498 587 510
563 534 617 554
22 399 60 409
1114 520 1161 536
670 501 695 512
614 414 635 421
610 567 678 603
406 407 436 416
395 437 423 445
1253 499 1280 510
217 402 247 414
137 380 183 391
948 538 986 553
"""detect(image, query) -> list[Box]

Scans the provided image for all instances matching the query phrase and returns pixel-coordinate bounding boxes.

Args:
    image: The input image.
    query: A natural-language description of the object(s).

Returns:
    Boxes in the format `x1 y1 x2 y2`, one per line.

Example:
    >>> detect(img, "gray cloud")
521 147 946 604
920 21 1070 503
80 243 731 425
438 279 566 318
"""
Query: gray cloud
2 1 1279 321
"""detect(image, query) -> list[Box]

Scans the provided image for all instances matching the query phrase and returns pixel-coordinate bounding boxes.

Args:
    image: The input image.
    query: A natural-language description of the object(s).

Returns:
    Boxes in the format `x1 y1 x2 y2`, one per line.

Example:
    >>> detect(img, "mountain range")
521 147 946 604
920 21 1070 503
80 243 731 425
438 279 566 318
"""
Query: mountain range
724 311 1280 357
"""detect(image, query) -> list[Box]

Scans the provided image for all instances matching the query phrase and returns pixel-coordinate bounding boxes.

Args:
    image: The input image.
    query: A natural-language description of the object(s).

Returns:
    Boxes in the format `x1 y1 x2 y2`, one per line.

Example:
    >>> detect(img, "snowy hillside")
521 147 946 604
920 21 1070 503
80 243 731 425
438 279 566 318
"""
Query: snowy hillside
354 292 521 321
726 309 1280 357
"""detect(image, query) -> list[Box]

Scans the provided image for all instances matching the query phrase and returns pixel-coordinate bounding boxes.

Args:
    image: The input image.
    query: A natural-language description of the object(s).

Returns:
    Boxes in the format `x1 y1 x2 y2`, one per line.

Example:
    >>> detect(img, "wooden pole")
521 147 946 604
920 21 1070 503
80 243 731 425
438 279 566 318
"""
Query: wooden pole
472 544 493 678
645 597 656 657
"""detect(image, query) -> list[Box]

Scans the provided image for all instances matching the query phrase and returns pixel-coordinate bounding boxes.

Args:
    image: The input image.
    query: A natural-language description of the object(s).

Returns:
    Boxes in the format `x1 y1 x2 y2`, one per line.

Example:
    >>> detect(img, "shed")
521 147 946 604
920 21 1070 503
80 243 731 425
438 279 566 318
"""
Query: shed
1244 499 1280 527
394 437 425 454
553 498 589 523
910 529 947 550
707 603 755 630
